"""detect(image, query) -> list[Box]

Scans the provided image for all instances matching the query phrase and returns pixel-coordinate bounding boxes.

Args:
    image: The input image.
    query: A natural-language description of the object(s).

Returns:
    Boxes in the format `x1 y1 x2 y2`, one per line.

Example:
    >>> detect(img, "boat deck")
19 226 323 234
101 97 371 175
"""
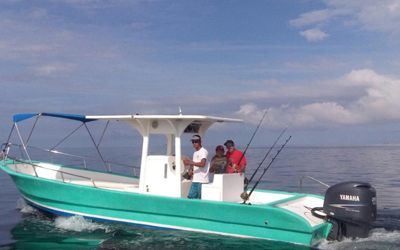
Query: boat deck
6 161 141 191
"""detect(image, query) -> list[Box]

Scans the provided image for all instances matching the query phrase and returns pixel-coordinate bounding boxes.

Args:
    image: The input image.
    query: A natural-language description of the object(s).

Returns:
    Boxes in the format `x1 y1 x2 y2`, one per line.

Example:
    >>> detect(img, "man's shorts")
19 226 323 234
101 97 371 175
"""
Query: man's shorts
187 182 202 199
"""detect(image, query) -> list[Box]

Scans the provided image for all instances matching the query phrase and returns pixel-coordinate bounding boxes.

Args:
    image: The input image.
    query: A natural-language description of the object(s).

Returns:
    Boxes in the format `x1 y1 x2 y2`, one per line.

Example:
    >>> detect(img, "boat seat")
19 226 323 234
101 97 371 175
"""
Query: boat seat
181 179 192 198
202 173 244 202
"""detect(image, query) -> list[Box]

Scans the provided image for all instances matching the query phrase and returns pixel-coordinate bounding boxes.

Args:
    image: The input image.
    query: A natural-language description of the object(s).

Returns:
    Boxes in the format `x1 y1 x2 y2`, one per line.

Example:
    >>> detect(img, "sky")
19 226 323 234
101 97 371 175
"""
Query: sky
1 0 400 147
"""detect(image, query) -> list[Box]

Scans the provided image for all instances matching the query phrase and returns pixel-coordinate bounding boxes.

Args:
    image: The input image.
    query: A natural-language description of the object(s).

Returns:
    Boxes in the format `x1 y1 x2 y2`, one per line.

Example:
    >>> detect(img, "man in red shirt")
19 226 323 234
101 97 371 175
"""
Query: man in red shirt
224 140 246 174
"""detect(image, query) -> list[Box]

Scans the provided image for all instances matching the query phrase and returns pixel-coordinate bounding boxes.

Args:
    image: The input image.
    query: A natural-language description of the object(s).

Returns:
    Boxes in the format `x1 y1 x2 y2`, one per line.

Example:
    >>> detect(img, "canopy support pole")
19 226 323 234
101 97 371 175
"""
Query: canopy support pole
97 120 109 148
15 123 32 164
26 114 42 147
50 123 84 150
84 123 111 172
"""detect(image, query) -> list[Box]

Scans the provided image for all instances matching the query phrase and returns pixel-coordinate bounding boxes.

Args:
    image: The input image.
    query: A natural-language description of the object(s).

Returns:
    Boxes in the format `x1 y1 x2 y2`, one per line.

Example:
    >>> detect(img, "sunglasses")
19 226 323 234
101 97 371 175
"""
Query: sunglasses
225 143 234 149
192 140 200 144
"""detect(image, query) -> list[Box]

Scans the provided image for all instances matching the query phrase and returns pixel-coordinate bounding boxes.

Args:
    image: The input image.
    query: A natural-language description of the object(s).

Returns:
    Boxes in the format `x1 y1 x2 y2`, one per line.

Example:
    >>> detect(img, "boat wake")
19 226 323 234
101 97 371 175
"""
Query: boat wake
54 215 113 233
318 228 400 250
17 198 45 218
17 198 112 233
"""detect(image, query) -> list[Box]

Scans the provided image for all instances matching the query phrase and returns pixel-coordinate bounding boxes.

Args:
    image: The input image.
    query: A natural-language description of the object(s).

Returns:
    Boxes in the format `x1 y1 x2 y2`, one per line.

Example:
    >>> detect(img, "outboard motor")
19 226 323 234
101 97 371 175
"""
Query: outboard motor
323 181 377 240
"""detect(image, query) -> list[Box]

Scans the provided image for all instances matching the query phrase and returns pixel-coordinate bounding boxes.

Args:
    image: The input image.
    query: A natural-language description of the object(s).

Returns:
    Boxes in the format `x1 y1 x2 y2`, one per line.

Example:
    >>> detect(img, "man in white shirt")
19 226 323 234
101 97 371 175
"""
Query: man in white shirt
183 135 210 199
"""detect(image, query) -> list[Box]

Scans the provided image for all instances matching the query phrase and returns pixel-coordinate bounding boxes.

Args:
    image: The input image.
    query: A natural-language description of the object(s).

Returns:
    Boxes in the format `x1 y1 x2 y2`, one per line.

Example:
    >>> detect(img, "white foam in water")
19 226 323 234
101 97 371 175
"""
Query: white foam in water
369 228 400 243
16 198 27 210
17 198 42 216
55 215 111 233
318 228 400 250
15 199 112 233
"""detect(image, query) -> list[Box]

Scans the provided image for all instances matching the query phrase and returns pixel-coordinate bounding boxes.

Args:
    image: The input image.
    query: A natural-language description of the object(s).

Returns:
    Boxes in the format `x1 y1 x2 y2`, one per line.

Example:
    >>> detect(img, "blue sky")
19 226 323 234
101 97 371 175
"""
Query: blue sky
1 0 400 147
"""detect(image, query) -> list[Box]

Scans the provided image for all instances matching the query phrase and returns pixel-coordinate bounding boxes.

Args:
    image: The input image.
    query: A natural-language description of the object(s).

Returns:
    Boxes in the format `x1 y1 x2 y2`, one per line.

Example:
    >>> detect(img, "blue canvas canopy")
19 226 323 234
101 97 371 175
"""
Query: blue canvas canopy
13 113 97 123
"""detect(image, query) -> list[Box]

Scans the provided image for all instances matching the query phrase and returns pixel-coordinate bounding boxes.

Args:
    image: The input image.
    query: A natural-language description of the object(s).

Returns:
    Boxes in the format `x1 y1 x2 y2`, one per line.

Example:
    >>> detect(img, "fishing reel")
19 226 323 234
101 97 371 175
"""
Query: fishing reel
183 172 191 180
231 163 238 169
240 191 249 202
182 167 193 180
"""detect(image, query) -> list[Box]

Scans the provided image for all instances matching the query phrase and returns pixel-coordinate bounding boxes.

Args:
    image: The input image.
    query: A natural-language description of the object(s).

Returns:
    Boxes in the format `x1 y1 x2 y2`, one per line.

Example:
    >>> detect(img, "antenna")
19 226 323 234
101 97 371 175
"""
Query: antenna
179 106 182 115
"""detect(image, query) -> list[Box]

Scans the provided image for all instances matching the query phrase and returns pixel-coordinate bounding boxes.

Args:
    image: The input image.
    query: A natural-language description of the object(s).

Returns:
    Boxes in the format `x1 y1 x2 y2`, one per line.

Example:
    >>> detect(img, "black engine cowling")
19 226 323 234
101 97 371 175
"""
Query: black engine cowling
323 181 377 240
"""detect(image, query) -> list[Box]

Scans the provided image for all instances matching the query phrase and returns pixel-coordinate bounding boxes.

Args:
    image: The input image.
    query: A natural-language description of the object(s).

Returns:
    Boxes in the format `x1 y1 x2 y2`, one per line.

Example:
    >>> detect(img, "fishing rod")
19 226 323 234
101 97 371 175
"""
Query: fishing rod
241 135 292 203
231 108 269 171
243 126 288 190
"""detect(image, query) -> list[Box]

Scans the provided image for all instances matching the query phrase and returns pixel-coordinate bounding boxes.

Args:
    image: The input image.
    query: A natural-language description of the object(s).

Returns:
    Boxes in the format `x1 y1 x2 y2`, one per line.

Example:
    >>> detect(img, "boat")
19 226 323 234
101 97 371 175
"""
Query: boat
0 112 377 246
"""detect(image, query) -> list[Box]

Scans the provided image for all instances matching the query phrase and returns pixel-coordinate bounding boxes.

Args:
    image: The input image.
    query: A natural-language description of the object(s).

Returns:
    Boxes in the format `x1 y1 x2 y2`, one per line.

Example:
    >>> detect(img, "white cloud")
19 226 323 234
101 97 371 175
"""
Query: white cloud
234 69 400 129
299 28 329 42
236 102 359 129
291 1 400 35
289 9 332 27
285 57 347 70
29 63 78 76
128 68 400 129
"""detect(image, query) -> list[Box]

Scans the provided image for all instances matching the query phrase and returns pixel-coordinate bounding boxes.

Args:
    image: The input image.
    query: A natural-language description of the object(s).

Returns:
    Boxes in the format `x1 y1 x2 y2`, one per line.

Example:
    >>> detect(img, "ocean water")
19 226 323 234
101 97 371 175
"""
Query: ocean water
1 146 400 250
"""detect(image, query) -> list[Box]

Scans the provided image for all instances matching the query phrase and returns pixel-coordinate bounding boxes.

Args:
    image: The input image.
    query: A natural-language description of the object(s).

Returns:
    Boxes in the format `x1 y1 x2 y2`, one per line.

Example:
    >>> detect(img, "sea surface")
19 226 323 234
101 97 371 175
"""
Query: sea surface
1 146 400 250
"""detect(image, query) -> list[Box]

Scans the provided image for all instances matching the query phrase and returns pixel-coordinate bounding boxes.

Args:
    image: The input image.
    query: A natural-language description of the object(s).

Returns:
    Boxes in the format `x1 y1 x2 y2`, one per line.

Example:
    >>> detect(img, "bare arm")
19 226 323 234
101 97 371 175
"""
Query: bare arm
183 158 206 168
237 164 246 173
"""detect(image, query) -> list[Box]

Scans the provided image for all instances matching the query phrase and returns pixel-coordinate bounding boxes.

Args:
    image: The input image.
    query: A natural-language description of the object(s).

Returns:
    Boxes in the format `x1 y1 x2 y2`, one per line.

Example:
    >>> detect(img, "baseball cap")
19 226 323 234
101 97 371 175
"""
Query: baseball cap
224 140 234 146
190 135 201 141
215 145 224 152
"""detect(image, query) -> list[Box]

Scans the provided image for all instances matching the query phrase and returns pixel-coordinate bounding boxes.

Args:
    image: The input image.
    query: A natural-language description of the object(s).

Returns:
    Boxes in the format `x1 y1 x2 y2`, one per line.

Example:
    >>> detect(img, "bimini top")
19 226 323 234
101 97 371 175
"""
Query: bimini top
12 113 243 137
13 113 242 123
13 113 96 123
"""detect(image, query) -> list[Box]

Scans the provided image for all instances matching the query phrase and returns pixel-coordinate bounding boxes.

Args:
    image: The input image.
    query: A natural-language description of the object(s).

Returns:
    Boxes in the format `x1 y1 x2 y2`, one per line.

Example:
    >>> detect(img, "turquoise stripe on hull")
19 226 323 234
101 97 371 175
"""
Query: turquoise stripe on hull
1 162 330 246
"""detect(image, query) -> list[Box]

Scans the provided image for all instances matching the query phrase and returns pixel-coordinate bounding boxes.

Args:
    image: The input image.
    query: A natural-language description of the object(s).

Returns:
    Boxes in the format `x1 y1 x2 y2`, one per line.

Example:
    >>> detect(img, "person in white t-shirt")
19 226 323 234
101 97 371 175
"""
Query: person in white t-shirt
183 135 210 199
